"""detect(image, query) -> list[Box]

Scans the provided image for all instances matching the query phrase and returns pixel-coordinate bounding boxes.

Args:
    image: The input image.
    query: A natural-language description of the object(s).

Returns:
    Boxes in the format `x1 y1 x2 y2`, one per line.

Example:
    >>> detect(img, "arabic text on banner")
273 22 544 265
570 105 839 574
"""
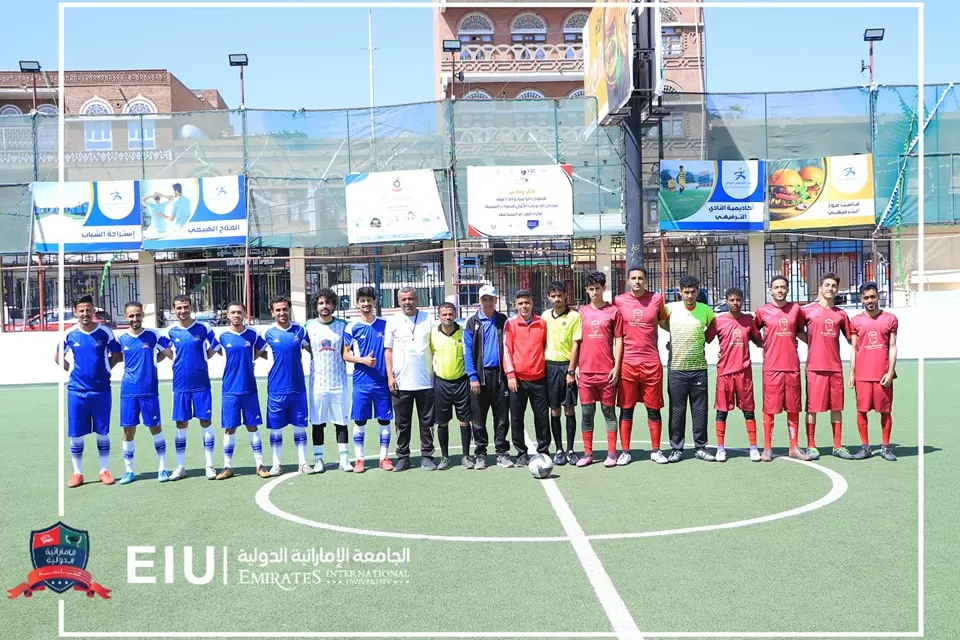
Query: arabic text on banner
657 160 766 232
32 181 142 253
344 169 451 245
766 154 875 231
141 175 247 250
466 165 574 238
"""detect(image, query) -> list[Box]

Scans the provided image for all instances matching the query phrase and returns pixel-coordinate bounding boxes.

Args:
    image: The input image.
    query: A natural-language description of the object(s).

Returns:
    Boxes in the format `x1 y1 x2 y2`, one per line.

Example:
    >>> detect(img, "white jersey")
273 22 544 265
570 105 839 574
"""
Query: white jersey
305 317 348 392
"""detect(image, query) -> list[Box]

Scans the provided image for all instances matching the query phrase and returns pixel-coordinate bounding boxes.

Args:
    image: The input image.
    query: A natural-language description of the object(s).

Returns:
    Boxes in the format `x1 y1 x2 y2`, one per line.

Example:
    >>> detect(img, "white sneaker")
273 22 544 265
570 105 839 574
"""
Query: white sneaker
716 448 727 463
616 452 632 466
299 463 313 475
749 448 762 462
205 466 217 480
269 463 283 477
169 465 187 481
313 458 325 474
339 459 352 472
650 450 669 464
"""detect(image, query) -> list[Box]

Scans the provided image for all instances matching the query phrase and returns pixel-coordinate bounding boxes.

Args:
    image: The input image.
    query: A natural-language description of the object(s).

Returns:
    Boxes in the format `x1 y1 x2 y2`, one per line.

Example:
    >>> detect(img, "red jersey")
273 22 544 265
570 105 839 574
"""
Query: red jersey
850 311 898 381
754 302 805 373
503 314 548 381
614 291 665 365
715 313 760 376
803 302 849 373
577 303 624 375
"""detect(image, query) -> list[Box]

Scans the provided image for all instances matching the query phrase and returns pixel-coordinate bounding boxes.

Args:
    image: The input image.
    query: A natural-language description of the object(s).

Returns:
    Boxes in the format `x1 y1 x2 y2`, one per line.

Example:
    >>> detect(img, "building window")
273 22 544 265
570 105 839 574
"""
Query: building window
660 6 681 23
34 105 57 151
36 105 57 116
458 12 494 60
511 12 547 59
646 114 685 138
0 105 22 116
662 27 683 57
517 89 546 100
123 98 157 150
462 90 493 100
569 89 585 99
80 98 113 151
563 11 588 50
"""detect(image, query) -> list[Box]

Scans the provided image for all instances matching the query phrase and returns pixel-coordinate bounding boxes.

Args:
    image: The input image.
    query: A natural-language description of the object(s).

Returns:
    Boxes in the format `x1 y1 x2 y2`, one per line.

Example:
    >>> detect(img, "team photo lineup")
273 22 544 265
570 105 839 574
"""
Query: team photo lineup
57 266 898 486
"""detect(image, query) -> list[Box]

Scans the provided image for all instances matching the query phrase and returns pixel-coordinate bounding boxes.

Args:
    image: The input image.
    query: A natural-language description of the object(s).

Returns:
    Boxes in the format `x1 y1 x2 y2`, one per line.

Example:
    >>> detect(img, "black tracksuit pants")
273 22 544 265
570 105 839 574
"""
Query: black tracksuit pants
668 369 709 451
471 367 510 456
509 377 550 455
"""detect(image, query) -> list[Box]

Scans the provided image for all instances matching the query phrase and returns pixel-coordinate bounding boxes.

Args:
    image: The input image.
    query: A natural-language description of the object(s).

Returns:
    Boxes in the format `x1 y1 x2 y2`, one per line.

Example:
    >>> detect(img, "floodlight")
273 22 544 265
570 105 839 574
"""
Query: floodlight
19 61 41 73
228 54 249 67
442 40 462 53
863 29 885 42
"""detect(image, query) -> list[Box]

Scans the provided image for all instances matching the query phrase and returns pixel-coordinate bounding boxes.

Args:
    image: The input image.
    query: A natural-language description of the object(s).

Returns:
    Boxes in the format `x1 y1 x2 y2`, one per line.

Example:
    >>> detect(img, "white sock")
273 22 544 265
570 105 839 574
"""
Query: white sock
352 425 365 461
294 427 308 467
249 430 264 467
70 437 84 475
270 430 283 466
223 433 236 468
153 432 167 471
175 429 187 467
378 424 391 460
313 444 324 462
201 426 215 468
338 442 349 463
96 435 111 473
122 440 135 473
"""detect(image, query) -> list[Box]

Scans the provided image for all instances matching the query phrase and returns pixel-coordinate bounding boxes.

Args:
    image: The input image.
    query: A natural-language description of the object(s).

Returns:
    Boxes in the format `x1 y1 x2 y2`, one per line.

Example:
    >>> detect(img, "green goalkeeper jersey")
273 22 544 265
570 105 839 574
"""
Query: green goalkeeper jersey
665 301 714 371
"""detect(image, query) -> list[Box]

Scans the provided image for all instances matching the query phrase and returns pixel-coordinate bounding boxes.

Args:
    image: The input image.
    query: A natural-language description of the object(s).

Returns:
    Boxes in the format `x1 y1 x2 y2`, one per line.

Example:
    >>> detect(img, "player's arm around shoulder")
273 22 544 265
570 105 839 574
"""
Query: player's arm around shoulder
104 326 123 368
204 323 222 359
660 302 672 332
54 334 70 371
155 329 174 362
254 328 269 360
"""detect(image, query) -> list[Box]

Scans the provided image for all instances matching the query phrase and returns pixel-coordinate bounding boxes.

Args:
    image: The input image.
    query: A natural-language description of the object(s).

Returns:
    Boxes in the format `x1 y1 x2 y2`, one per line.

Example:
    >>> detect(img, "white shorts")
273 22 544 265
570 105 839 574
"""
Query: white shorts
309 388 349 426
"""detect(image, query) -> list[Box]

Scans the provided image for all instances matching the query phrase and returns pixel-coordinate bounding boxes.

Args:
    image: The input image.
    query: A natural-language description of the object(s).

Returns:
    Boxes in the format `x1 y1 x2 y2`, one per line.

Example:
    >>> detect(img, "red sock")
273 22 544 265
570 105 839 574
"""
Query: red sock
716 420 726 447
619 419 632 451
745 419 758 447
880 413 892 446
762 413 774 449
648 420 662 451
606 430 617 455
583 430 593 456
806 420 817 448
787 413 800 449
857 412 870 445
832 421 843 450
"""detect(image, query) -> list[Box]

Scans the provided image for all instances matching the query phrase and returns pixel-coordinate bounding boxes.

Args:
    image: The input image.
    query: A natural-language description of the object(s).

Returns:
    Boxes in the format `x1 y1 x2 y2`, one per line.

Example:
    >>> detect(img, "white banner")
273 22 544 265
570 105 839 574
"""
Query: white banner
344 169 451 244
466 165 574 238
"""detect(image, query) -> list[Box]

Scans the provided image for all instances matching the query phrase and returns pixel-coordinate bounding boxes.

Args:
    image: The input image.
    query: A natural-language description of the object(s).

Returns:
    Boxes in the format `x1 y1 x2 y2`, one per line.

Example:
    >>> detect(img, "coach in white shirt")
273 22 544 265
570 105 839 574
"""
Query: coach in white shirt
384 287 435 471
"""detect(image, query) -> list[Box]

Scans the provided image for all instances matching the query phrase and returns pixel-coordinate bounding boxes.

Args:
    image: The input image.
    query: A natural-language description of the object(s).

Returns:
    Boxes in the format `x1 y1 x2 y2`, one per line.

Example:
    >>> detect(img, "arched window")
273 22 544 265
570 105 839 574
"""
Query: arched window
36 105 57 116
563 11 588 58
80 97 113 151
516 89 546 100
123 96 157 151
511 12 547 59
462 90 492 100
660 6 681 23
663 83 682 99
662 26 683 57
568 89 585 99
457 12 494 60
0 105 22 116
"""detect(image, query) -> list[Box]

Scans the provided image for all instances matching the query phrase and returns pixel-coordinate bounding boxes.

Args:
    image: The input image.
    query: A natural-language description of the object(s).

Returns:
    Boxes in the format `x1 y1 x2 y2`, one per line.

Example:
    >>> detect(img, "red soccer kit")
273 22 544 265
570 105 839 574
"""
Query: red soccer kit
850 311 898 412
803 302 850 412
755 302 805 414
614 291 665 410
714 313 760 412
577 303 624 406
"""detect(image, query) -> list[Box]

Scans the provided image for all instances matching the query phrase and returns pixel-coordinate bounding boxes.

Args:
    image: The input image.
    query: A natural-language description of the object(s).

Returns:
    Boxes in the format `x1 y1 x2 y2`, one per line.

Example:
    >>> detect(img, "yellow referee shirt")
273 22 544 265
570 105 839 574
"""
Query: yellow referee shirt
430 324 466 381
543 308 582 362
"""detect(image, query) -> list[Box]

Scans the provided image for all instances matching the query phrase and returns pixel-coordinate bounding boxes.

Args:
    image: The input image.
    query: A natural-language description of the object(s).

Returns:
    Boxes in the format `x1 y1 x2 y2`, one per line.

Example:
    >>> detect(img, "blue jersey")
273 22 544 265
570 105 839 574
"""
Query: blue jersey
61 325 121 393
119 329 172 397
219 327 266 396
344 317 387 389
167 322 220 393
262 323 308 395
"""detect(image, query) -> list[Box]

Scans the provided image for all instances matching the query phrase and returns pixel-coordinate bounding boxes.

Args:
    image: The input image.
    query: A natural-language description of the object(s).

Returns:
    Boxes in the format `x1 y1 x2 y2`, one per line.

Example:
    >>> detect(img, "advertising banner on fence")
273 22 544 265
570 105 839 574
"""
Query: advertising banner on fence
141 175 247 250
658 160 766 232
467 165 574 238
766 154 875 230
32 181 142 253
583 0 635 133
344 169 451 244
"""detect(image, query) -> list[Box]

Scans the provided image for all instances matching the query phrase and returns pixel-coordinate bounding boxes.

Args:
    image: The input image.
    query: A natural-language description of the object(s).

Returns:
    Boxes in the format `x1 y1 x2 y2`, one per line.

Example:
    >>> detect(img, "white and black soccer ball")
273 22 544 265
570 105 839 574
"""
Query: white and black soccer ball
528 453 554 479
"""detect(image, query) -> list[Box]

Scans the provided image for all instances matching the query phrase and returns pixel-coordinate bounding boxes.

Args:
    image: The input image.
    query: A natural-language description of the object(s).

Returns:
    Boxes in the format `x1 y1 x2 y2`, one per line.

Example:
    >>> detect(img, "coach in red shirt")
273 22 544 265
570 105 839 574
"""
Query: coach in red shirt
503 289 550 461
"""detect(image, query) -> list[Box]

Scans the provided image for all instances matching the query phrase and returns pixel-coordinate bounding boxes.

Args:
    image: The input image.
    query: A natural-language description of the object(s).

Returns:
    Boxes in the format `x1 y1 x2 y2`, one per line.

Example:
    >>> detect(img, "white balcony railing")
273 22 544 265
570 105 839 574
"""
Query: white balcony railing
0 125 35 153
442 44 584 75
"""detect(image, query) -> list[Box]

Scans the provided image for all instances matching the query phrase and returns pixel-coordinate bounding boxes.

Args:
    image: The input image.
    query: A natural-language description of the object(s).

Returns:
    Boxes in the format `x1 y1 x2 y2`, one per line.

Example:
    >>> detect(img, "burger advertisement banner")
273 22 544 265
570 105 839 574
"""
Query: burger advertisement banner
582 1 634 133
766 155 875 230
657 160 766 232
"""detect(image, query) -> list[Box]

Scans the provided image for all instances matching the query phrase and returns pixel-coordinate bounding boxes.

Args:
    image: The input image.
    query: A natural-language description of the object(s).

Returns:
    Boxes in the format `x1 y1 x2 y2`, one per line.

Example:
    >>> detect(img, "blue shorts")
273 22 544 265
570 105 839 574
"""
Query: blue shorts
267 392 308 429
120 395 162 428
222 392 263 430
351 385 393 422
68 390 111 438
172 390 213 423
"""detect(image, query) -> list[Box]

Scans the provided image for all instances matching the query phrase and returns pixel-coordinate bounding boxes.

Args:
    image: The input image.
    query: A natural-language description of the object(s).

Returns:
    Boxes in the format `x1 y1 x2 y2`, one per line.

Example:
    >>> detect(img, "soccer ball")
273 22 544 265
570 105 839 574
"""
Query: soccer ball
528 453 554 479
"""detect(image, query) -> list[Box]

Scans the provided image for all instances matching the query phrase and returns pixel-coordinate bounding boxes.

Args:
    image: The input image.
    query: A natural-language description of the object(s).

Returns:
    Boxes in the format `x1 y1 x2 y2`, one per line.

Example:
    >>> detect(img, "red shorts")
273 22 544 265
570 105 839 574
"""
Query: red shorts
762 370 801 414
805 370 845 412
855 380 893 413
714 369 755 412
617 361 664 409
579 372 616 406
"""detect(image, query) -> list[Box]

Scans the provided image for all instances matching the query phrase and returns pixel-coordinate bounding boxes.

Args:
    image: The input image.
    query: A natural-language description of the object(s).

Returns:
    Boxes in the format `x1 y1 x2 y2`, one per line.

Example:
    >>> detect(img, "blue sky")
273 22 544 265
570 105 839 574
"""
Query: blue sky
0 0 954 111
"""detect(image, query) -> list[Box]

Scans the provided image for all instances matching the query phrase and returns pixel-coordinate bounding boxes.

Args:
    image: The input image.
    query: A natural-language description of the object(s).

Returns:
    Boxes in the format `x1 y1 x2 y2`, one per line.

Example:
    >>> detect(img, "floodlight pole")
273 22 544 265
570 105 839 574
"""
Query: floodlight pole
239 65 245 107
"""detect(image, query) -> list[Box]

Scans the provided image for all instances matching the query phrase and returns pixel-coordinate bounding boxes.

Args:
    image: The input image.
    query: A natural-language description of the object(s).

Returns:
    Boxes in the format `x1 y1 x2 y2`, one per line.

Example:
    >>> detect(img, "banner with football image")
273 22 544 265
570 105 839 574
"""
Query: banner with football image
766 154 875 230
657 160 766 232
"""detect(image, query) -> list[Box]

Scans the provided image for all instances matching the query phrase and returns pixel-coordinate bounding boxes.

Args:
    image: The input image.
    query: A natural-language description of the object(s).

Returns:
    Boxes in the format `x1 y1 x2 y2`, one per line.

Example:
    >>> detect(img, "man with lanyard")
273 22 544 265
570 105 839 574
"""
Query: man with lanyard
430 302 470 470
384 287 435 471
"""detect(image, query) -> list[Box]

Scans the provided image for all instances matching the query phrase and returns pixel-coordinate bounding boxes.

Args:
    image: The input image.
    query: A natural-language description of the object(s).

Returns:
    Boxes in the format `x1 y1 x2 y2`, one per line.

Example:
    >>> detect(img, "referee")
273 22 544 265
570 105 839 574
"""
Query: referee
430 302 471 471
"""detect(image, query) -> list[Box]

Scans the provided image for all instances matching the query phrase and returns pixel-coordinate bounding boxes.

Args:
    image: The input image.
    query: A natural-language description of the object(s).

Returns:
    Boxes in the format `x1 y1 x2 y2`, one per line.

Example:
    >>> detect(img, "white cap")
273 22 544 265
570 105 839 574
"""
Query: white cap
478 285 498 299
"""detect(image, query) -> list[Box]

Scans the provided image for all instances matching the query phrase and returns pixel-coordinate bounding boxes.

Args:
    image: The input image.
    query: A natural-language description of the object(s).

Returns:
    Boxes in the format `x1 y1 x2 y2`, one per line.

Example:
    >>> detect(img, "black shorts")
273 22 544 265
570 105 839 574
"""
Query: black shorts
434 376 471 424
546 361 578 409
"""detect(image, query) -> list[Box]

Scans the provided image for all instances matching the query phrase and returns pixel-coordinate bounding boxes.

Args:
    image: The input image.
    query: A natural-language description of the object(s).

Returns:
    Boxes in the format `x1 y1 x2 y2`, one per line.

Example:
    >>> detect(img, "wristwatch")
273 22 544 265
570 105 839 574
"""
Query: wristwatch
567 370 576 376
